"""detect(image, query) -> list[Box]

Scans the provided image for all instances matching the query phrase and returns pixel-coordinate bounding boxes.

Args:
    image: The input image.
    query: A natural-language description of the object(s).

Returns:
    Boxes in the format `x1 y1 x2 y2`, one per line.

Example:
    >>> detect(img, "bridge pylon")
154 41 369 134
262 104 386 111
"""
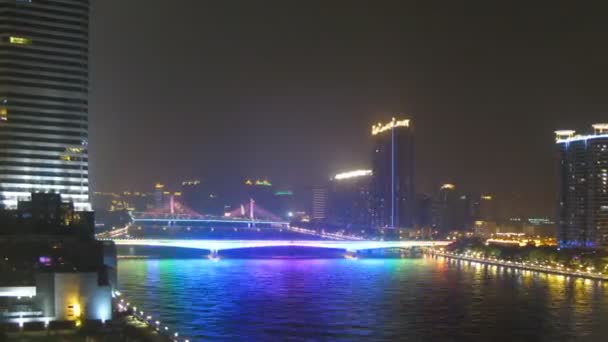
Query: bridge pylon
344 249 359 260
208 249 220 261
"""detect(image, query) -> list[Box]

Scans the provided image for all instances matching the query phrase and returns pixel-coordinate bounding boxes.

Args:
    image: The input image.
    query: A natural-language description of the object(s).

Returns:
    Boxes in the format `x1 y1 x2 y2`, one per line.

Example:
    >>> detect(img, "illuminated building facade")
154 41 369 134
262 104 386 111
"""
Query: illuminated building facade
0 194 115 324
328 170 372 229
556 125 608 248
153 183 166 209
311 187 328 221
371 118 415 228
0 0 90 210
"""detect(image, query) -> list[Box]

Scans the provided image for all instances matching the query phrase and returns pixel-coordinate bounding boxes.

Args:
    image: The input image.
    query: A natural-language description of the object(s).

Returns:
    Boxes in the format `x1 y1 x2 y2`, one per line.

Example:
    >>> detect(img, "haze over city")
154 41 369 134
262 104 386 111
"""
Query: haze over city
90 1 608 217
3 1 608 341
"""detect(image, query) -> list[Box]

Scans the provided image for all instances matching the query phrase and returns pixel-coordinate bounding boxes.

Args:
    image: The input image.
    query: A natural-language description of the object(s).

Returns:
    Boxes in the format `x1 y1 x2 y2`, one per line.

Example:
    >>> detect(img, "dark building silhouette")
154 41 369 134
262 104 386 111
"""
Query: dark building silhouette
371 118 415 228
328 170 372 230
556 125 608 248
415 193 434 228
0 193 115 324
433 184 476 233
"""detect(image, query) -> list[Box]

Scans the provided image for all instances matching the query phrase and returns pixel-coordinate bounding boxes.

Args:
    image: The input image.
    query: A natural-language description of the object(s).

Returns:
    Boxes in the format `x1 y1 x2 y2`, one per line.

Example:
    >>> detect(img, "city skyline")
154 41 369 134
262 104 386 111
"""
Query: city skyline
3 2 608 340
88 1 608 218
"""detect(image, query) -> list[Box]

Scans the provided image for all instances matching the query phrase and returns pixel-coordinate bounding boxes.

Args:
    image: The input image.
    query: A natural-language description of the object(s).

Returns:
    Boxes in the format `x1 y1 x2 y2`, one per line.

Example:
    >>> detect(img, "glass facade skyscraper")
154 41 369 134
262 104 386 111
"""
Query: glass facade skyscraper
0 0 90 210
371 118 415 228
556 124 608 248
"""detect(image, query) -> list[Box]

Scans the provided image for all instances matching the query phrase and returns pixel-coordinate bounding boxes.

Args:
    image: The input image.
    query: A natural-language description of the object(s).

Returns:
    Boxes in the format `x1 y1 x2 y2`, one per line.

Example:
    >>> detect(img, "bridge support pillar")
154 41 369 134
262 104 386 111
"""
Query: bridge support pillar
345 250 359 259
208 249 220 260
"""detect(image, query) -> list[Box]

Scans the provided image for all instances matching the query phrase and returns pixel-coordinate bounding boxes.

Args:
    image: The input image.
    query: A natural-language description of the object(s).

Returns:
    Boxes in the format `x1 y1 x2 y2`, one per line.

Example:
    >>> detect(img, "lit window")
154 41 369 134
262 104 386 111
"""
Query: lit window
9 36 32 45
66 147 84 154
60 155 71 161
0 108 6 121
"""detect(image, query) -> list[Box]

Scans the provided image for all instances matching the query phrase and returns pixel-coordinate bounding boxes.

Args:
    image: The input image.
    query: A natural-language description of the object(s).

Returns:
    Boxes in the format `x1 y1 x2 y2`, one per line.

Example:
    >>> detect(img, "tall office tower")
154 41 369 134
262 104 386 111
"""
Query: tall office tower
0 0 90 210
434 184 469 233
556 124 608 249
328 170 372 229
311 187 328 221
371 118 415 228
153 183 166 209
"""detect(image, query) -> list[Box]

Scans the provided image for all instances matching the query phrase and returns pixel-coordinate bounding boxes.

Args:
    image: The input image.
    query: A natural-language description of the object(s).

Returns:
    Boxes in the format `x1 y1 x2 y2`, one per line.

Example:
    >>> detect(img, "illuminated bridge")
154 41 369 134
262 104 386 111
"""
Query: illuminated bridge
110 239 451 254
130 199 289 227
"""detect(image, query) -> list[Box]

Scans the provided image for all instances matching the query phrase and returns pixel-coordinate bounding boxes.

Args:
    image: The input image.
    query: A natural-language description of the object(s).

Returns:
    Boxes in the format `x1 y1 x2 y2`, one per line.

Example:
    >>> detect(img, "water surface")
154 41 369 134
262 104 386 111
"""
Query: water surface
118 256 608 341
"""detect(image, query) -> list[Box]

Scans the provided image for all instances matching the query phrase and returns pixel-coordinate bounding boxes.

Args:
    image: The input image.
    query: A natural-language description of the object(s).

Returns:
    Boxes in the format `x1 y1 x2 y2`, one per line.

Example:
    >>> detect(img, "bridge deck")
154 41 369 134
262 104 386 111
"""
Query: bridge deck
110 239 451 251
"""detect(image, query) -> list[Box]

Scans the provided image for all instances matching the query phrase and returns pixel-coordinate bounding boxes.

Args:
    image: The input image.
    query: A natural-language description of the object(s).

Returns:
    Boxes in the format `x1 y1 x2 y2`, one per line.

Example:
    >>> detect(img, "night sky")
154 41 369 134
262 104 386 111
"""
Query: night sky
89 0 608 217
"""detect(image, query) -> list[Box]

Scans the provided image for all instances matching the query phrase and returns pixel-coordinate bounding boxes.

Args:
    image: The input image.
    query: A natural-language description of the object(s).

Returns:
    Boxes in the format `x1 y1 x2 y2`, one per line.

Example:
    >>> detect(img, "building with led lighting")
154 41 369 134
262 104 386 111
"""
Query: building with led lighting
556 124 608 249
0 194 115 325
328 170 372 229
0 0 90 210
311 187 328 221
370 118 415 228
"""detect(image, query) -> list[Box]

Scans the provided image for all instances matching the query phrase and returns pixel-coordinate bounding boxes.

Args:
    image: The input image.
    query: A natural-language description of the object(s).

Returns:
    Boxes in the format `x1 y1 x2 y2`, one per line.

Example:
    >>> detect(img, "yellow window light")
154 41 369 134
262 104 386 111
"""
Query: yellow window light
440 183 455 190
9 36 32 45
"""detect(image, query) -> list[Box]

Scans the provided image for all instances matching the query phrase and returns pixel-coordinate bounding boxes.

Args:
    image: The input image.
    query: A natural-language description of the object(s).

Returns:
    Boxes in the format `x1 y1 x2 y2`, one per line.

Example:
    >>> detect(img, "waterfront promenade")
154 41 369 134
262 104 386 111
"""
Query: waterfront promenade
428 249 608 281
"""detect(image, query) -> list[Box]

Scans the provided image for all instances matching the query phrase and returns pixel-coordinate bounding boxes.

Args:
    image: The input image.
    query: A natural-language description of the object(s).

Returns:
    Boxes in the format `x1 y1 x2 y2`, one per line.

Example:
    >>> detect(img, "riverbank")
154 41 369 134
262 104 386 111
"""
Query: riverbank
1 314 173 342
427 249 608 281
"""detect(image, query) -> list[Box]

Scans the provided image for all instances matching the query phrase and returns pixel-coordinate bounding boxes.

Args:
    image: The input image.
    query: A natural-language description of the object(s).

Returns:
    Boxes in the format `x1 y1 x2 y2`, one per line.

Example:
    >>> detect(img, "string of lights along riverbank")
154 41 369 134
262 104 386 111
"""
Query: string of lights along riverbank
0 0 91 210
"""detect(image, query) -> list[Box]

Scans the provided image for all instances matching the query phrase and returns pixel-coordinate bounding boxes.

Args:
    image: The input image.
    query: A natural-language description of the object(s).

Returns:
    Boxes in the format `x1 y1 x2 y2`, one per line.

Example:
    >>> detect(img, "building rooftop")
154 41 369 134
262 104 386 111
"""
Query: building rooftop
333 170 372 180
555 124 608 143
371 117 410 135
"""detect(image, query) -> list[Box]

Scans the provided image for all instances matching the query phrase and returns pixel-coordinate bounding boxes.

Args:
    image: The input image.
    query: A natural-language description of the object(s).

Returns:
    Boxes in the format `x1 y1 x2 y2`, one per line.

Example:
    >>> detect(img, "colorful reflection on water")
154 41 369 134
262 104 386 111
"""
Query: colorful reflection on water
118 255 608 341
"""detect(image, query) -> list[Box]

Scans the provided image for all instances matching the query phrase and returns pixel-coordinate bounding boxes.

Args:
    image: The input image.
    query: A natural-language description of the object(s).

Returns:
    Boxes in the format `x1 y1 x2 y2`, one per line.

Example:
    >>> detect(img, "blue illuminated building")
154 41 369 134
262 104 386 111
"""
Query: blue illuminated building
556 124 608 249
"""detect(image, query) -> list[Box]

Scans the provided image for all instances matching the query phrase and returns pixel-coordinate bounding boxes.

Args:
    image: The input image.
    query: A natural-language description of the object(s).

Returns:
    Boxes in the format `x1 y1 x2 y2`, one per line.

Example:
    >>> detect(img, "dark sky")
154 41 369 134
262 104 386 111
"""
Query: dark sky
89 0 608 216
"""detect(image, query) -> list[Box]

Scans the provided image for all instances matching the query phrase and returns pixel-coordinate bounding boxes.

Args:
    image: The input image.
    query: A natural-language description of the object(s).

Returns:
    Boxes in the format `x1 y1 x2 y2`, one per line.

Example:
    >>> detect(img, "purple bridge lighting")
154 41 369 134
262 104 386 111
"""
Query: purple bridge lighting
110 239 452 252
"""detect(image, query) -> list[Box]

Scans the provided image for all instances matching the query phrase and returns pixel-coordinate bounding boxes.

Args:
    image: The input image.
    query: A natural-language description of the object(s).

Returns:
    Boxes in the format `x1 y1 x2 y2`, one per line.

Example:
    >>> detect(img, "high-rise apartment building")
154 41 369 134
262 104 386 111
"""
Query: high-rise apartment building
0 0 90 210
556 124 608 248
328 170 372 229
371 118 415 228
311 187 328 221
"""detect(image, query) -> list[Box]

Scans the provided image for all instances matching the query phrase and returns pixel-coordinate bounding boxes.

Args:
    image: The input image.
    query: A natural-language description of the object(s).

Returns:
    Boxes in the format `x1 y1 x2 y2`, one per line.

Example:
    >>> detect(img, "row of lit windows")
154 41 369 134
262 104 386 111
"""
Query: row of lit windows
0 160 87 170
1 126 87 137
0 52 87 69
0 71 88 86
0 135 84 146
1 19 87 36
0 178 87 186
1 9 88 28
0 152 87 162
0 62 87 77
5 117 87 129
0 78 87 93
0 186 87 195
1 39 88 59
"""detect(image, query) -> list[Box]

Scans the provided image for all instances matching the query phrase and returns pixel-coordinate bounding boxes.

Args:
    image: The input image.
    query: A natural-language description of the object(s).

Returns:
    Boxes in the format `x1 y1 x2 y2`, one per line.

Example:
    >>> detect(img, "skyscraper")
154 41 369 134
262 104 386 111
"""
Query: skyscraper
0 0 90 210
311 187 328 221
434 184 470 233
556 125 608 249
328 170 372 229
371 117 415 228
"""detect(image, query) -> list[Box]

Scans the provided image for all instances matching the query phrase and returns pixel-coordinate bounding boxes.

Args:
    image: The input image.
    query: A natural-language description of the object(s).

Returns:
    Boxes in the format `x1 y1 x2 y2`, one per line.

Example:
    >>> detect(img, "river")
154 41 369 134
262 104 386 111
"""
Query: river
118 255 608 341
